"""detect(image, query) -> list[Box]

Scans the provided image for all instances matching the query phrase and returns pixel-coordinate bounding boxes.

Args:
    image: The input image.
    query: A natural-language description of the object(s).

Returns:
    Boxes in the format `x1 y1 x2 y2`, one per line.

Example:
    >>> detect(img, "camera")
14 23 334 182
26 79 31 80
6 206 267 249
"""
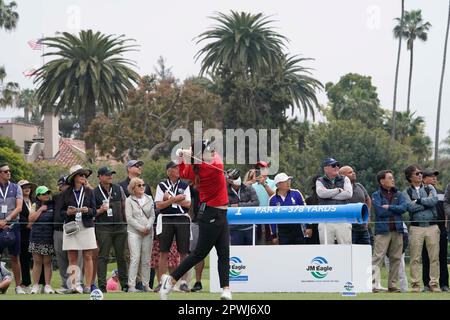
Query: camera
226 168 240 180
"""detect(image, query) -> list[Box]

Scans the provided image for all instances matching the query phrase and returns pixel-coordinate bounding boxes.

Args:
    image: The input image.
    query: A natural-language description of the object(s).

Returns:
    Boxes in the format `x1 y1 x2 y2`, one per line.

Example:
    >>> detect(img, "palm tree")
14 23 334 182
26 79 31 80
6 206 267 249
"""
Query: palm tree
391 0 404 140
16 89 40 123
0 0 19 31
434 0 450 168
394 10 431 113
34 30 140 156
0 65 19 107
440 129 450 157
275 55 323 121
195 11 287 78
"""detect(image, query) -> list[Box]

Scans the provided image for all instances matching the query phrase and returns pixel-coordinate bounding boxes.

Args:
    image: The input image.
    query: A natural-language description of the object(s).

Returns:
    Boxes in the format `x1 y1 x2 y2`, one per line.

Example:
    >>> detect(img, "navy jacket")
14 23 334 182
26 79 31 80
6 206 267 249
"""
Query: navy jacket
372 187 407 235
30 200 55 245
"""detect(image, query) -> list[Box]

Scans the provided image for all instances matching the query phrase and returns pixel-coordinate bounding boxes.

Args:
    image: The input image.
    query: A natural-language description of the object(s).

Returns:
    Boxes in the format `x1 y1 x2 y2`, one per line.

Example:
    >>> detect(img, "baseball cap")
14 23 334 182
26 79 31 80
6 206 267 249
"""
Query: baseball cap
422 169 439 178
57 176 68 187
166 161 178 170
126 160 144 168
255 161 269 169
36 186 51 196
322 157 339 167
274 173 293 185
98 166 116 176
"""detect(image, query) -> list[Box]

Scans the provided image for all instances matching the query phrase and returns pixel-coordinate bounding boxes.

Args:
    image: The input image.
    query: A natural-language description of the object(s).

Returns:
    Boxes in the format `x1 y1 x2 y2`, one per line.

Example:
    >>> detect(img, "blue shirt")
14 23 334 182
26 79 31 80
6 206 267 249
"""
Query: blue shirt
252 178 276 206
269 189 305 236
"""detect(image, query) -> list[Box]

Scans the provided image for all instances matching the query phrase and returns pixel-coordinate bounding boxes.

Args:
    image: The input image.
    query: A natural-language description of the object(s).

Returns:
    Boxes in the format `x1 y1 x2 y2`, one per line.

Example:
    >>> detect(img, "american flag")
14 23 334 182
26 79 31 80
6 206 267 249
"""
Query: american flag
23 68 37 77
27 38 43 50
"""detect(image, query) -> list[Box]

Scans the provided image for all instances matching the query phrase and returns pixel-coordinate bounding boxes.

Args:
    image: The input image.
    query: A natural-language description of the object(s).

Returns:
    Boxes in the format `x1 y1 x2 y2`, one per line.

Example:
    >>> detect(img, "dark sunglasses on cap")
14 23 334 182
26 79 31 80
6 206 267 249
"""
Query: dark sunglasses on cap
330 163 340 168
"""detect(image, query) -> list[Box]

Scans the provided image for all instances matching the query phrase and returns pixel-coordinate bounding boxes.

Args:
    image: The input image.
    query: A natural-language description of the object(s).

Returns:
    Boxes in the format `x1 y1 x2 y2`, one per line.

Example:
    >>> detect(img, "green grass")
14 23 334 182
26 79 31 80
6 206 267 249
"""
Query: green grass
2 261 450 300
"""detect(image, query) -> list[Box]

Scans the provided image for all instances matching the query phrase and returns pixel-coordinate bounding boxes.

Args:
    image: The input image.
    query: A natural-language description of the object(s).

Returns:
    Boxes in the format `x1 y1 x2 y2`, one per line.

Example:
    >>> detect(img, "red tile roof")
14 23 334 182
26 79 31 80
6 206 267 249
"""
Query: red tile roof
49 138 86 167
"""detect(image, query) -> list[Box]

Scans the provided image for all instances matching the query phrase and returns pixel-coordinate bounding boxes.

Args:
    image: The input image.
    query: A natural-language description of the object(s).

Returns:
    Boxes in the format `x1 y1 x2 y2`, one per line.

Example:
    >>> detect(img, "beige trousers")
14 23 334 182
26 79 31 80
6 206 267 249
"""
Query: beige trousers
372 232 403 289
409 225 440 287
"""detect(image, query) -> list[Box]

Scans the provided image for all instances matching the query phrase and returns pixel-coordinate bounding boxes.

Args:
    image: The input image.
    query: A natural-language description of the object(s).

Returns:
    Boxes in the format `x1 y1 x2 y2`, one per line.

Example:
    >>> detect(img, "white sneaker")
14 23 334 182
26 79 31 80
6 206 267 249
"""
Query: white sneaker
15 286 27 294
72 284 83 294
159 274 174 300
30 284 41 294
44 285 55 294
220 288 232 300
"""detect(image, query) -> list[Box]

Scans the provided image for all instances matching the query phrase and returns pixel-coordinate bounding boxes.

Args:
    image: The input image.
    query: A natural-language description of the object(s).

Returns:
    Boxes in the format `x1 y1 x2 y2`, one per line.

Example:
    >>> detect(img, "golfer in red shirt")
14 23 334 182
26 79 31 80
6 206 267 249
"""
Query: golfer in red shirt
159 141 232 300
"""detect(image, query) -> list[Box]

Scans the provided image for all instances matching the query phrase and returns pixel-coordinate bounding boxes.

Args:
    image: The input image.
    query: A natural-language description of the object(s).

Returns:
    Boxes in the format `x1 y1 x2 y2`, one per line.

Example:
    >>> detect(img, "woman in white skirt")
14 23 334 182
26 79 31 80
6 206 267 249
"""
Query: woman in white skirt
125 177 155 292
59 165 97 294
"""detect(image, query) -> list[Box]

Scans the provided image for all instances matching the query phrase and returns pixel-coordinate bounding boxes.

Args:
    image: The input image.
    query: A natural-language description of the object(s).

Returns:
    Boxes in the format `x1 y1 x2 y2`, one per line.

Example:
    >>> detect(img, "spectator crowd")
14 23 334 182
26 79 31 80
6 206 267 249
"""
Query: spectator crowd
0 155 449 295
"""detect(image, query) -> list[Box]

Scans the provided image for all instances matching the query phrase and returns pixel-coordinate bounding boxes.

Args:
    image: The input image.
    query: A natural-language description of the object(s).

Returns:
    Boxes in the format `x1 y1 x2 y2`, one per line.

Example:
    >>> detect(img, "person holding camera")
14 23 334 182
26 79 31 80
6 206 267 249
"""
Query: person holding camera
403 165 440 292
93 166 128 293
244 161 276 244
154 161 191 292
160 140 232 300
226 168 259 245
59 165 97 294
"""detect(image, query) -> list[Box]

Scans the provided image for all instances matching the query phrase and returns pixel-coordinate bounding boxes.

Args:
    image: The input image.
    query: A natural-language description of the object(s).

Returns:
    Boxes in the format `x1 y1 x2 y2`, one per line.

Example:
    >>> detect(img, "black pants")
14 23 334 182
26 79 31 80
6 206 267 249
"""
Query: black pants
20 229 32 286
95 227 128 290
171 207 230 288
422 227 449 288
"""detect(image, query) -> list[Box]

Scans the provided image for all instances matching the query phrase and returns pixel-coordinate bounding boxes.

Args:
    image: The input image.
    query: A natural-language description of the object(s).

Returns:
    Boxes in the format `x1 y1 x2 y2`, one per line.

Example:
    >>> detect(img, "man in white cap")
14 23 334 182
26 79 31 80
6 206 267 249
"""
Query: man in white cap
269 173 306 244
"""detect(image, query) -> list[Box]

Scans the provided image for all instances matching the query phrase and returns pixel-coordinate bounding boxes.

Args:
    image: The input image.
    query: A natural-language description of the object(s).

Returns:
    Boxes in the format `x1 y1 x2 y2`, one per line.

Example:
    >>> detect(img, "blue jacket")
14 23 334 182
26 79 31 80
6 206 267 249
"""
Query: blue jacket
403 184 438 227
372 187 407 235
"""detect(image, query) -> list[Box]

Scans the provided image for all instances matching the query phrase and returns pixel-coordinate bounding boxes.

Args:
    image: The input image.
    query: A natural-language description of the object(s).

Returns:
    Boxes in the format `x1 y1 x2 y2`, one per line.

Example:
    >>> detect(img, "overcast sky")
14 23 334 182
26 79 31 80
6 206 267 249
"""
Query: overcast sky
1 0 449 144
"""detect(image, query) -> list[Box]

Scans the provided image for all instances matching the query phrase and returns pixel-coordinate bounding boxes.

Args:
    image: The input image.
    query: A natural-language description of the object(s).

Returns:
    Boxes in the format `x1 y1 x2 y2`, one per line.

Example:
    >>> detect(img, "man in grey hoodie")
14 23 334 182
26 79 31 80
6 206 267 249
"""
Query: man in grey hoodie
403 165 440 292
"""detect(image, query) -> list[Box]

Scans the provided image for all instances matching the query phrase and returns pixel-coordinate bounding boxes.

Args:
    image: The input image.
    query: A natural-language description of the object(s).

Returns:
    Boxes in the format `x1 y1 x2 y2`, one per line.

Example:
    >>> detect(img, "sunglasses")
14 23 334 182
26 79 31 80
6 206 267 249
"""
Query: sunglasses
415 171 423 176
77 173 87 178
328 163 340 168
136 184 146 188
0 170 11 174
38 191 51 196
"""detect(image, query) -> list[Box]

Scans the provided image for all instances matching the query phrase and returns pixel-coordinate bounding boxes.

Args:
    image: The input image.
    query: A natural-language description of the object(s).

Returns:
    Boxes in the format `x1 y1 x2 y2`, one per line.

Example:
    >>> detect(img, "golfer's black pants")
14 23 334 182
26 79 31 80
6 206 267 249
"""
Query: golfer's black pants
171 207 229 288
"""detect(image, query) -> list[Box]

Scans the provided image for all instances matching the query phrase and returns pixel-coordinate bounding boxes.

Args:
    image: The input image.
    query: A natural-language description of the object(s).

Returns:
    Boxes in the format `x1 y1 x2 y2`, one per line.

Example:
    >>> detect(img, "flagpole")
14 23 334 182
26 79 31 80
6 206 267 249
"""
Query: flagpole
41 33 45 66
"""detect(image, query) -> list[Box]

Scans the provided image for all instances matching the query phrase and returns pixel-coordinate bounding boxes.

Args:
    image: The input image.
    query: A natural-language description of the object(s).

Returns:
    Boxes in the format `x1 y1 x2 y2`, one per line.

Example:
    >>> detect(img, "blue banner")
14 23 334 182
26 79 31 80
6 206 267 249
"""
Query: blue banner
227 203 368 225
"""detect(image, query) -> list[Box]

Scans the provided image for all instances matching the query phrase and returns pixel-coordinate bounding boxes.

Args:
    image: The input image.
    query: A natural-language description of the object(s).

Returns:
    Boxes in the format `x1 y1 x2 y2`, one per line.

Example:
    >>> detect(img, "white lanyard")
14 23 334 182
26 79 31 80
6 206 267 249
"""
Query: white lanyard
231 186 241 200
73 186 85 208
162 179 179 197
98 185 112 202
0 183 10 202
161 179 184 213
24 199 31 211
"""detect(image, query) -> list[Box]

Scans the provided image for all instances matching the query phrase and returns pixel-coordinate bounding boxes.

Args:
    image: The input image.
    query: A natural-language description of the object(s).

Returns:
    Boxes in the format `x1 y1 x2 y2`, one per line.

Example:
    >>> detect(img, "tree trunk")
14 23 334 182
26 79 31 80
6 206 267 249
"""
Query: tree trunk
407 42 414 113
434 0 450 168
84 94 96 161
24 108 30 122
392 0 404 140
